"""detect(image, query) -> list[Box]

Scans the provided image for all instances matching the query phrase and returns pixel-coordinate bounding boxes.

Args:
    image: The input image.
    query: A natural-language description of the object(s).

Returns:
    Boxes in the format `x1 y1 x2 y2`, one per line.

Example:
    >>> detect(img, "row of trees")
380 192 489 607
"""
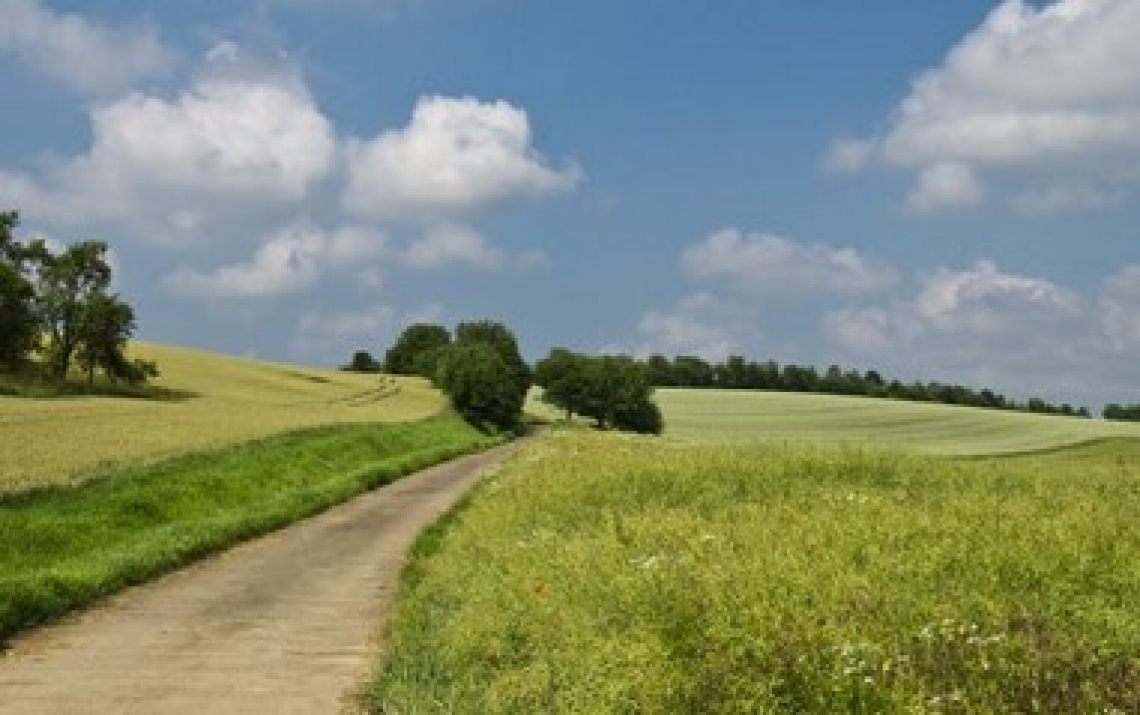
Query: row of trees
534 349 663 434
1103 404 1140 422
357 324 666 435
0 211 154 385
643 354 1091 418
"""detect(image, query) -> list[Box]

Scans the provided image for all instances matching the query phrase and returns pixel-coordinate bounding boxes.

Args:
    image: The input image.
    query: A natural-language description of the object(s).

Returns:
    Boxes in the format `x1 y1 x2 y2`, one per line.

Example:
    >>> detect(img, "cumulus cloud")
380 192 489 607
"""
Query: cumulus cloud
832 0 1140 213
165 223 387 300
635 292 745 361
825 260 1107 398
400 225 505 270
290 303 396 363
681 228 898 296
0 0 177 94
907 162 985 214
1 42 337 241
343 96 580 221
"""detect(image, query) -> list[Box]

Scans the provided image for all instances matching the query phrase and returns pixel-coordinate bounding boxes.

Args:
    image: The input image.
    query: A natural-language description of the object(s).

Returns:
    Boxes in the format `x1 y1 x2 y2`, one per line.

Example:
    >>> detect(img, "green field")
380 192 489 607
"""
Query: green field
0 342 444 492
656 388 1140 455
371 430 1140 713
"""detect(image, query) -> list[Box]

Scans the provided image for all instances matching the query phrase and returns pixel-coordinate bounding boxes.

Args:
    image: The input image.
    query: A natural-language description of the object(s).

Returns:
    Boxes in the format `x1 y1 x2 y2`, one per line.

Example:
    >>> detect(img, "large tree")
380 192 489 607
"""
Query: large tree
436 342 526 432
535 349 664 435
454 320 531 391
75 291 136 384
384 323 451 376
0 212 38 370
29 239 114 380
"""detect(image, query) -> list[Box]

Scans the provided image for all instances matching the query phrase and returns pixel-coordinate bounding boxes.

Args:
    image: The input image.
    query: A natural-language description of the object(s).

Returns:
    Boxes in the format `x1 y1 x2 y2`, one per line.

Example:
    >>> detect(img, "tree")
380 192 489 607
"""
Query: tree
454 320 531 391
535 349 664 435
75 291 136 384
383 323 451 376
29 239 113 380
0 212 38 371
436 343 526 432
345 350 380 372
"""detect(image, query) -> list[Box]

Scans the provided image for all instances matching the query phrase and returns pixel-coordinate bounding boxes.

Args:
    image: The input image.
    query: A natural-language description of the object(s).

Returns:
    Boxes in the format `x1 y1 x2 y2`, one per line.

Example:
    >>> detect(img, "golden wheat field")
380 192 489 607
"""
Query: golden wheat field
0 343 444 492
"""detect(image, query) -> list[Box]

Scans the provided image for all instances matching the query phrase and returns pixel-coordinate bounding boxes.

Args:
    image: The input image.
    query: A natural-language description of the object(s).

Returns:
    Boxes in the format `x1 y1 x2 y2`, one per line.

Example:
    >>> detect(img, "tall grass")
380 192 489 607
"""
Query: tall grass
371 431 1140 713
0 415 498 642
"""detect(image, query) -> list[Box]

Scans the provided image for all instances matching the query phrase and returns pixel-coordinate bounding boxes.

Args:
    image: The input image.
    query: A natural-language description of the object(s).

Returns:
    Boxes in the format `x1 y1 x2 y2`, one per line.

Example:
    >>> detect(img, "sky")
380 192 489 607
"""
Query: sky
1 0 1138 409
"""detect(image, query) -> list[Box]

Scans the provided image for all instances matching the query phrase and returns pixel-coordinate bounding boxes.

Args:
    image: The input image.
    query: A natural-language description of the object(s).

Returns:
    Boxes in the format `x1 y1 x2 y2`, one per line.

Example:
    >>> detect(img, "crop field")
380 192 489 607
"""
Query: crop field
0 342 444 492
655 388 1140 456
371 430 1140 713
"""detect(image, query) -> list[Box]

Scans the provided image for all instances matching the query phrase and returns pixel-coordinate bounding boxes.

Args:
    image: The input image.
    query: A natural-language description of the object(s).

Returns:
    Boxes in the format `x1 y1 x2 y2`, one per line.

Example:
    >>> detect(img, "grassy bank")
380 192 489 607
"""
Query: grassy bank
0 414 498 642
370 431 1140 713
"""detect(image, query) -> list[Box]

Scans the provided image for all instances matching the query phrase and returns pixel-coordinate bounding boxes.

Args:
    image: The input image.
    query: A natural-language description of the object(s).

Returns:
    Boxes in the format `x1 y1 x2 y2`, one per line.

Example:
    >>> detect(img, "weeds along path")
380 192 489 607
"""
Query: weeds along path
0 440 521 714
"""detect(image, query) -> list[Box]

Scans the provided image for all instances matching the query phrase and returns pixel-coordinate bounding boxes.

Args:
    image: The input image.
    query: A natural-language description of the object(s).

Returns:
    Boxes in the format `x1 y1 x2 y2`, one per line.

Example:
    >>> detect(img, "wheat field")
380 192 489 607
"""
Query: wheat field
0 342 444 492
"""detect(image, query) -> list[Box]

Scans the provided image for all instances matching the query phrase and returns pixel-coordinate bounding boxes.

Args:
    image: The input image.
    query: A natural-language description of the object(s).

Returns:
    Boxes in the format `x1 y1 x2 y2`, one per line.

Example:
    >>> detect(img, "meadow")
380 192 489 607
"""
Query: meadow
654 388 1140 455
371 429 1140 713
0 342 444 492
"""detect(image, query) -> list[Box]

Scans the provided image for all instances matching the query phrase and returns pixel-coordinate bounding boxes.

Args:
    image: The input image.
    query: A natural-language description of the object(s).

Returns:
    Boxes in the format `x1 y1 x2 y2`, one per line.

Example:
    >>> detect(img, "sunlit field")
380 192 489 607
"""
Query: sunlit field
655 388 1140 455
0 342 444 492
371 430 1140 713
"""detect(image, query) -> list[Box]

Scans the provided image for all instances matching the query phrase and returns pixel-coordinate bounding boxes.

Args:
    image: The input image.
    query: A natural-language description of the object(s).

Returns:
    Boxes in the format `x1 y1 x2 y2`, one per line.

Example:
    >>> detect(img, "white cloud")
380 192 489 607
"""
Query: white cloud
826 260 1101 397
835 0 1140 213
1012 185 1122 215
1101 265 1140 350
400 225 505 270
906 162 985 214
343 95 579 221
165 223 387 300
824 138 877 173
290 303 396 364
636 292 744 361
681 228 898 296
2 42 337 241
0 0 177 95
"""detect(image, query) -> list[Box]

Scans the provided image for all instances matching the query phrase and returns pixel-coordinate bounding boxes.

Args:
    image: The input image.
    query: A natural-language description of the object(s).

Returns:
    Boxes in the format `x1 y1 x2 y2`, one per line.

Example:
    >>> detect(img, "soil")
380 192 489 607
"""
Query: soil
0 441 520 714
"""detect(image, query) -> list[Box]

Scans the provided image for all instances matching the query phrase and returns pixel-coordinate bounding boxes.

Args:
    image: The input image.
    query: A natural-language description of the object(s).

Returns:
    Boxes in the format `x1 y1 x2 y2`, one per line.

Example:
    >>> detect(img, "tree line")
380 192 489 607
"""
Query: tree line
0 210 154 386
640 353 1093 418
1103 404 1140 422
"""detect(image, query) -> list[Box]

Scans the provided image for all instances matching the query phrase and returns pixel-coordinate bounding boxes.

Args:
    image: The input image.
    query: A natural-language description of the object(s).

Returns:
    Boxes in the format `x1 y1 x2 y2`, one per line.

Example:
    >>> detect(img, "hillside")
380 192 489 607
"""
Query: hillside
0 342 444 491
657 388 1140 456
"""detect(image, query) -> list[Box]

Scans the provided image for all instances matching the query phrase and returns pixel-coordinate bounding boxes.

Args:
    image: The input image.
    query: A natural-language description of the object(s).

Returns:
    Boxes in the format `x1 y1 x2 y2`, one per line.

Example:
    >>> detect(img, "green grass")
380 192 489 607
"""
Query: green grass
370 430 1140 713
0 414 499 643
653 388 1140 456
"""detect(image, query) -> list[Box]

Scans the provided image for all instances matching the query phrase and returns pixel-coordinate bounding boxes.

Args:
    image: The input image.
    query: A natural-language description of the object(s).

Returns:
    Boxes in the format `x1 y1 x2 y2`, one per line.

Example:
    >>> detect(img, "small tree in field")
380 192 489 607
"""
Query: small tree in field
436 343 525 432
0 212 38 371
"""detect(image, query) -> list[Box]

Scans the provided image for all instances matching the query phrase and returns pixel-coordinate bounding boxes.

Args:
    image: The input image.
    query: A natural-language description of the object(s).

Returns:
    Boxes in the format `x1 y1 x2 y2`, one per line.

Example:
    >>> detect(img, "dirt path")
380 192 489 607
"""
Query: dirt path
0 441 521 714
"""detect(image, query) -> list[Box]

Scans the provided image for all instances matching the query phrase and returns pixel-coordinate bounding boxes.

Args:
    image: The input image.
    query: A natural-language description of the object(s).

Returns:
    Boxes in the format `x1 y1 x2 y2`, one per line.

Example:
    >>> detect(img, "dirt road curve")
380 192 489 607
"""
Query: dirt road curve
0 441 521 714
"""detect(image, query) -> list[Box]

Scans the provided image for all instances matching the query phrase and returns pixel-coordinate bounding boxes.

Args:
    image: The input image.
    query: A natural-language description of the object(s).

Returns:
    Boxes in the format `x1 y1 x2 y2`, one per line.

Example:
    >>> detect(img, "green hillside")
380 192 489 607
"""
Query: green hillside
656 388 1140 456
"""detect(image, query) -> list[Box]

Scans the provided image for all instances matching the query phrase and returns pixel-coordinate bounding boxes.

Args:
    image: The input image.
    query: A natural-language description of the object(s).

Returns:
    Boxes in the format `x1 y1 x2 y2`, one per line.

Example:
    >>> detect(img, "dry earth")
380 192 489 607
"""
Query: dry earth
0 441 521 714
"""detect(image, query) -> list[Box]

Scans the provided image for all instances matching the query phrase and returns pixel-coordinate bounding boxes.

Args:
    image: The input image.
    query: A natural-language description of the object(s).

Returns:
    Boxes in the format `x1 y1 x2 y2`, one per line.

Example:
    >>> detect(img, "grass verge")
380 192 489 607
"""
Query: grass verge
0 414 500 643
370 430 1140 713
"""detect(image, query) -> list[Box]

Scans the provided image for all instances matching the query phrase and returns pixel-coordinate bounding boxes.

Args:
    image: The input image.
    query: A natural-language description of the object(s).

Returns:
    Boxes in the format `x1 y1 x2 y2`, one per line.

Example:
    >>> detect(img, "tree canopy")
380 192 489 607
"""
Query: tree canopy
0 209 153 386
534 349 663 435
383 323 451 377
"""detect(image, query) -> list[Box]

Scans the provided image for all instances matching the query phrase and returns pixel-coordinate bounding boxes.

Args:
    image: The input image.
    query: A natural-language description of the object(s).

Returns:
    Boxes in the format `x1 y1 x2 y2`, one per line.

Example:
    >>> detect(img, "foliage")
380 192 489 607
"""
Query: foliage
1104 403 1140 422
344 349 382 373
0 209 150 384
644 353 1092 418
371 431 1140 713
0 415 498 641
436 342 526 433
535 348 663 434
455 319 532 391
383 323 451 376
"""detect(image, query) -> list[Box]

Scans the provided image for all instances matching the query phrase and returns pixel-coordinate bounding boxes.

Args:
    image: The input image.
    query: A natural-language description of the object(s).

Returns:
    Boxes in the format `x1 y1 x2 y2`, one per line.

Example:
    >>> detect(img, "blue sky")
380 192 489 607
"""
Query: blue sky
2 0 1138 408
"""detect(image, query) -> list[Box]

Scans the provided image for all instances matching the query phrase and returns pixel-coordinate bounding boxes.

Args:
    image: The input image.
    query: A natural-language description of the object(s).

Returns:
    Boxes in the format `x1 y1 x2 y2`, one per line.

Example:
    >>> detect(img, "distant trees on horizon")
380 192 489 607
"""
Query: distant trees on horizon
641 353 1092 419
